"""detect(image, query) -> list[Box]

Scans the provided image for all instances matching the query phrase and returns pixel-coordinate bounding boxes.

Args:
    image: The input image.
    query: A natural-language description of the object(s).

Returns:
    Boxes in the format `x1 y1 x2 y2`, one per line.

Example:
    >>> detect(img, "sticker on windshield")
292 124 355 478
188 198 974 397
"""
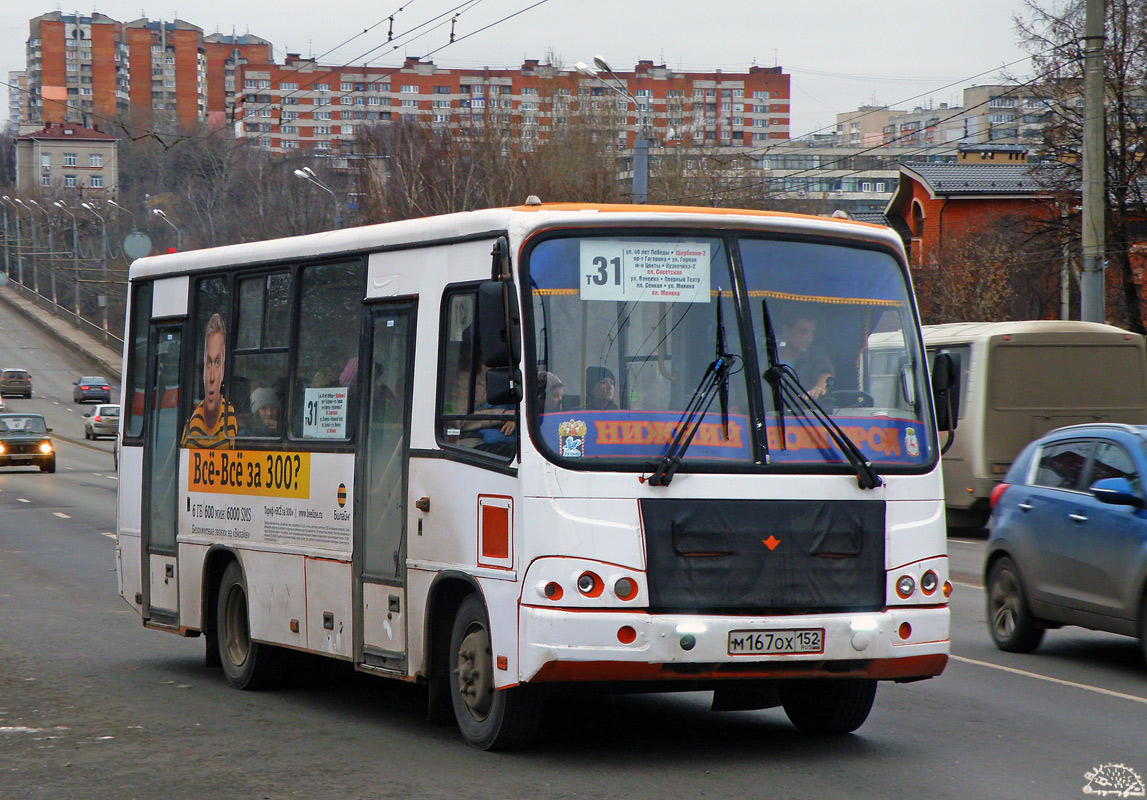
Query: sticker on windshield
579 241 710 303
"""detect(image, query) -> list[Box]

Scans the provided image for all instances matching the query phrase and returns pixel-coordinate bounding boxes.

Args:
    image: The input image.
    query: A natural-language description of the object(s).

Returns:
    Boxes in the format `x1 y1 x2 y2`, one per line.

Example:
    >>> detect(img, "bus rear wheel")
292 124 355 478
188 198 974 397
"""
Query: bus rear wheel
779 679 876 734
216 561 284 690
448 594 542 751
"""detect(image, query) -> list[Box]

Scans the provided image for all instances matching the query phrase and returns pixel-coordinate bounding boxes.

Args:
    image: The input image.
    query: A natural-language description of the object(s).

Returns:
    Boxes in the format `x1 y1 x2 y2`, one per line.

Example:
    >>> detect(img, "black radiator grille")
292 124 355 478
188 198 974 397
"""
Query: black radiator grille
640 498 886 614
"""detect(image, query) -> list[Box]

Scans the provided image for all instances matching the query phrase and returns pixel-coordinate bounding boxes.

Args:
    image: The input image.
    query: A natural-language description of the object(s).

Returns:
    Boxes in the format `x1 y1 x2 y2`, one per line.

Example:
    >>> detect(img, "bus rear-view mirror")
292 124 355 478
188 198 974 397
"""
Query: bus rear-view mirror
931 351 961 432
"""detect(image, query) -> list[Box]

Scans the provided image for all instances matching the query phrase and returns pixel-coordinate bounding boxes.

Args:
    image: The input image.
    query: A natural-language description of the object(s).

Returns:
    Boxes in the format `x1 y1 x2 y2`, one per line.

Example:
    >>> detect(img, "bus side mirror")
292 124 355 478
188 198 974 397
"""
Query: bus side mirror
477 279 521 369
931 351 961 432
485 366 521 406
477 275 522 405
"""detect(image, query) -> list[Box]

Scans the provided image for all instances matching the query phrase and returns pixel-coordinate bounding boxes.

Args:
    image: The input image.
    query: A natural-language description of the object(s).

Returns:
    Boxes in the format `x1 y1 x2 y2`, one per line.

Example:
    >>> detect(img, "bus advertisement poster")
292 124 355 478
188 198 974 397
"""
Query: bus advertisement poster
180 450 354 553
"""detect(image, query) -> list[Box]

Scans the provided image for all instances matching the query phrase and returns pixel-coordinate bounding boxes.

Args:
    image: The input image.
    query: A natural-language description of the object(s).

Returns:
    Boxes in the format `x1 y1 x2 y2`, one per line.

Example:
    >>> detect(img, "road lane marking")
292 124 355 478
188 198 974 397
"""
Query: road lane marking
101 532 115 539
17 498 30 503
950 654 1147 705
53 512 70 519
954 579 982 590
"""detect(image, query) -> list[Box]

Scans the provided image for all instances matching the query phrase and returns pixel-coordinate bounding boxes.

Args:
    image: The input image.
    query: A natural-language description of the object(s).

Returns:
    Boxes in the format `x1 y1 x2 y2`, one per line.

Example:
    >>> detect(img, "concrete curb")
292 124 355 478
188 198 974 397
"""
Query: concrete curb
0 284 123 381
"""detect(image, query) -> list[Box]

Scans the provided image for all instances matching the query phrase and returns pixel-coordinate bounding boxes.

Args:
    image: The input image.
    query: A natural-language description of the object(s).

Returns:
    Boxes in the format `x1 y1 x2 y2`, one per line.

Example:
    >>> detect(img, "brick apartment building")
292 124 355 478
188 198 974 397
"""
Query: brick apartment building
234 56 790 155
21 11 271 134
15 10 789 151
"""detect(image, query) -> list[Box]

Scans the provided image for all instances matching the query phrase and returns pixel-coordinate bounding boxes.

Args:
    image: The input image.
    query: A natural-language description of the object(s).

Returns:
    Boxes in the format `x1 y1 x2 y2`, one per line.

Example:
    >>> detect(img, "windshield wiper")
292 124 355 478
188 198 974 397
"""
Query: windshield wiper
648 293 734 487
759 301 882 490
759 299 787 450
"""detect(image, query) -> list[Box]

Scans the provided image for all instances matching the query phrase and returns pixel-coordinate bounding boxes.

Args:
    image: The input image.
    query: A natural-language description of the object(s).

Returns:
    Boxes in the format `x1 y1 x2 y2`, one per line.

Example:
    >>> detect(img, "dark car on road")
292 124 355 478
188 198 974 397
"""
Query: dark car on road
0 413 55 472
985 423 1147 664
0 368 32 398
83 403 120 439
73 376 111 404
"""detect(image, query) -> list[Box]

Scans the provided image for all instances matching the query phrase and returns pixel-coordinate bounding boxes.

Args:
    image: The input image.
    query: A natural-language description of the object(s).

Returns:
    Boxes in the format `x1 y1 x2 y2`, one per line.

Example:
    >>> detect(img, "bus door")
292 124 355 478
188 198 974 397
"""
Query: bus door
140 323 184 627
355 301 416 672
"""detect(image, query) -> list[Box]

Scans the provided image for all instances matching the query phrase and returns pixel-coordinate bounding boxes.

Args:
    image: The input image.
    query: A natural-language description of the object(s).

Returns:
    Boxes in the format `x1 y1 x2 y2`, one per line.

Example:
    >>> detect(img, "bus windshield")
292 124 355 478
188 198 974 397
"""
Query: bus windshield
526 232 935 472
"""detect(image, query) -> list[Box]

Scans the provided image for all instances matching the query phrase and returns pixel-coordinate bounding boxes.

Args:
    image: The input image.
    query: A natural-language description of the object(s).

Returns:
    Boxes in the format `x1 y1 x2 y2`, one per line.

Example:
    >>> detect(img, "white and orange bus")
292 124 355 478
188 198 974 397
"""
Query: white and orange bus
117 202 957 749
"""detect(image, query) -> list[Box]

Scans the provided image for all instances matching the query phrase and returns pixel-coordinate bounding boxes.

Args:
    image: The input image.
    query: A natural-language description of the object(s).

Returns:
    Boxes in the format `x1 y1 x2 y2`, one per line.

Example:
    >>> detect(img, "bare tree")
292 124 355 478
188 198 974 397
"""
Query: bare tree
1015 0 1147 332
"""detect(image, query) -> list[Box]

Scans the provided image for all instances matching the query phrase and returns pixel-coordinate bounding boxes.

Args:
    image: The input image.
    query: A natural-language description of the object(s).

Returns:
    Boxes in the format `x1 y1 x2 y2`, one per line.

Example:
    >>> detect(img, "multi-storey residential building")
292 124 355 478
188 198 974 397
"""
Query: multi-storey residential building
203 33 273 128
7 72 28 135
14 122 119 196
233 56 791 156
835 106 903 148
24 12 130 129
19 12 272 134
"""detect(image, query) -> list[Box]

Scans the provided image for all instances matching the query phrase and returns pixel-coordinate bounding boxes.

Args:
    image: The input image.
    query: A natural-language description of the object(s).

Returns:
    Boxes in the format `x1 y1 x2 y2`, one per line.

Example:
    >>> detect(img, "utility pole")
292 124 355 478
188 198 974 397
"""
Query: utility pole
1080 0 1106 322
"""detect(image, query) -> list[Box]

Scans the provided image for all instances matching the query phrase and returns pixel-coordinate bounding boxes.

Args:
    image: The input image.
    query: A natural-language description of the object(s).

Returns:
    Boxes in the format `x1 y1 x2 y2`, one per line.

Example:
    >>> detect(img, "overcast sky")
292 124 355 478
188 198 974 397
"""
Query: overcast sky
2 0 1038 136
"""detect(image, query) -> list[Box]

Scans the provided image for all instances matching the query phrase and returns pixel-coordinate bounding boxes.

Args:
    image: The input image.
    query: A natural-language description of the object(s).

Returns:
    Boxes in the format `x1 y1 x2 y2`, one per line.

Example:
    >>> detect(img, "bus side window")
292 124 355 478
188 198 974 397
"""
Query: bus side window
437 287 516 459
233 273 290 439
291 260 365 441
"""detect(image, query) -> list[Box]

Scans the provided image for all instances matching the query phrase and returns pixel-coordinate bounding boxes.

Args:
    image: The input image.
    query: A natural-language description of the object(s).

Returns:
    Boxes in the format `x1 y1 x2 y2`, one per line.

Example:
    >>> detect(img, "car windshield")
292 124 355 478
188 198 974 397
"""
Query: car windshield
0 416 47 433
526 232 935 472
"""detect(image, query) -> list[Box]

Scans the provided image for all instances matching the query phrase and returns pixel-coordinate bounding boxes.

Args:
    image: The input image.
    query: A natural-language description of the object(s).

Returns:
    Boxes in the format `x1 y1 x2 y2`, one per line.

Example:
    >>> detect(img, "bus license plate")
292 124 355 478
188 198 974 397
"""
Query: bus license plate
728 629 824 655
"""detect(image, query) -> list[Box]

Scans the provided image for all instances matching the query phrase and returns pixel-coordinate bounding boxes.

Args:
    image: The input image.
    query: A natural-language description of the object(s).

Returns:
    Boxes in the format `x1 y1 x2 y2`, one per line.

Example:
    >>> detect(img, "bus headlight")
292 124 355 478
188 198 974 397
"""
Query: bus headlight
921 570 939 595
896 575 916 599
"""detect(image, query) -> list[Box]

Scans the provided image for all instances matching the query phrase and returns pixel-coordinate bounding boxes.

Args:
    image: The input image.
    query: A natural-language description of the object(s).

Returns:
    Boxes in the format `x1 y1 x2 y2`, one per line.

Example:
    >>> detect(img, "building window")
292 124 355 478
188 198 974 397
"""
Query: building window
41 154 50 168
283 140 298 149
400 99 416 108
341 82 353 91
434 85 451 94
314 126 330 135
89 154 102 167
282 126 296 134
315 111 332 120
65 175 77 187
341 96 353 105
41 174 51 187
280 82 298 91
401 85 419 93
367 96 381 105
90 176 103 188
63 153 77 167
315 83 330 92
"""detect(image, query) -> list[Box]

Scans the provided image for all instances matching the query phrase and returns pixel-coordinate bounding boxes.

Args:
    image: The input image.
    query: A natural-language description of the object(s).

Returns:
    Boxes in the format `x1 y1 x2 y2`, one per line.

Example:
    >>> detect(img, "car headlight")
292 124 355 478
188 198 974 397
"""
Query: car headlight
0 443 5 454
39 441 52 454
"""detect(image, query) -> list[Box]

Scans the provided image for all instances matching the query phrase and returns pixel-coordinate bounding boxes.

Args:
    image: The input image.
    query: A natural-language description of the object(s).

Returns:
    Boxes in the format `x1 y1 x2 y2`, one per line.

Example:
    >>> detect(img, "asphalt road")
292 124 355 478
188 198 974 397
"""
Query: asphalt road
1 301 1145 800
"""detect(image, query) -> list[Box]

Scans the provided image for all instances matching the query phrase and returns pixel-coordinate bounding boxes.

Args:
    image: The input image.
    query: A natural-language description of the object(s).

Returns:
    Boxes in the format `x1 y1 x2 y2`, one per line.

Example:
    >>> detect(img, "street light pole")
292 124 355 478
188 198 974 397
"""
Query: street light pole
1 201 9 280
293 167 344 229
2 197 25 287
576 57 651 204
14 200 41 295
53 201 81 320
82 202 109 337
152 208 182 251
27 199 52 302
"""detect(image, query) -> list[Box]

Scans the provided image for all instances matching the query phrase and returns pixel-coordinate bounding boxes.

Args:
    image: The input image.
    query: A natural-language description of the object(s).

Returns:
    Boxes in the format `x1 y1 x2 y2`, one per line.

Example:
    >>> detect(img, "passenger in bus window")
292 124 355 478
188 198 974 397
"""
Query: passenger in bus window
778 314 835 400
584 366 619 410
248 387 281 437
537 371 565 412
182 312 238 448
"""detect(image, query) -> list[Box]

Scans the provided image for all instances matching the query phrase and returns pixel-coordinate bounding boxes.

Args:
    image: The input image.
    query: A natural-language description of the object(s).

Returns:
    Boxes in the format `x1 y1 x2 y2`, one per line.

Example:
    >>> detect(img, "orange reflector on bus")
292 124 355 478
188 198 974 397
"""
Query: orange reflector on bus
481 503 509 560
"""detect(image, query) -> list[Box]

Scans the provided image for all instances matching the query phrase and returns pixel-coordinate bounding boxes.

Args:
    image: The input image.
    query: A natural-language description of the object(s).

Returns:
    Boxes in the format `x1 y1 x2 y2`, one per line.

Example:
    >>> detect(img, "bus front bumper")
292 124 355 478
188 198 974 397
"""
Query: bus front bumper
519 605 949 684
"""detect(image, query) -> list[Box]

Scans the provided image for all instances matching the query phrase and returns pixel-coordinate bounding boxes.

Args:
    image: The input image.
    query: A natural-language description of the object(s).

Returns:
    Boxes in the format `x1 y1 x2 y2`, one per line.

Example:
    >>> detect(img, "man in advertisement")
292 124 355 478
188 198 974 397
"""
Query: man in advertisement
182 312 237 449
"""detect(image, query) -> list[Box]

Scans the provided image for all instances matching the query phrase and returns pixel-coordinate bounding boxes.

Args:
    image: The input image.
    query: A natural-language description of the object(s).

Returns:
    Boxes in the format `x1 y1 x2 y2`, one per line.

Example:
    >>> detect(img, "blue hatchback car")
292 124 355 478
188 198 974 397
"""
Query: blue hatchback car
985 423 1147 663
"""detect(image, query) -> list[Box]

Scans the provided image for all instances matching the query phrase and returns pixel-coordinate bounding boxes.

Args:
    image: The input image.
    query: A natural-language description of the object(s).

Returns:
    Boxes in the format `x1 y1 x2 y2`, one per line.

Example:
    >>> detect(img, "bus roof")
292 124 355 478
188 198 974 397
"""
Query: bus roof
919 320 1142 345
127 202 905 281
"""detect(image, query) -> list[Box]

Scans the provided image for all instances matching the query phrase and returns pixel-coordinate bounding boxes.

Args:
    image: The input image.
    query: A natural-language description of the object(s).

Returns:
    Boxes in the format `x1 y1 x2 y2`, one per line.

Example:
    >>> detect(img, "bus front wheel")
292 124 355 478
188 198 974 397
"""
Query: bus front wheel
448 594 542 750
216 561 285 690
779 679 876 734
